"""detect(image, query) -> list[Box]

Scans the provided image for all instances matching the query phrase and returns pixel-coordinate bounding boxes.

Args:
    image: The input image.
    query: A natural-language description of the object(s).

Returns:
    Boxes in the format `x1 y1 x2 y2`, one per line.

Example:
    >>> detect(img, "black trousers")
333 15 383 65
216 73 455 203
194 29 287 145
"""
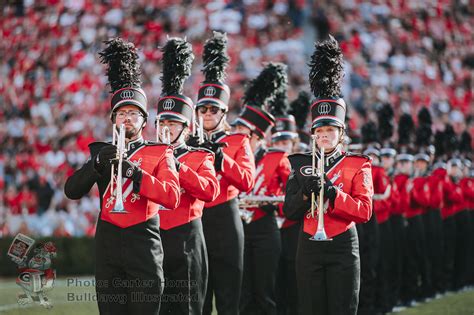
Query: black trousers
276 222 300 315
401 215 427 303
356 215 379 315
469 211 474 285
374 220 394 313
160 219 208 315
442 216 456 292
202 198 244 315
388 214 405 306
423 209 443 294
297 226 360 315
240 214 282 315
95 217 164 315
453 210 470 290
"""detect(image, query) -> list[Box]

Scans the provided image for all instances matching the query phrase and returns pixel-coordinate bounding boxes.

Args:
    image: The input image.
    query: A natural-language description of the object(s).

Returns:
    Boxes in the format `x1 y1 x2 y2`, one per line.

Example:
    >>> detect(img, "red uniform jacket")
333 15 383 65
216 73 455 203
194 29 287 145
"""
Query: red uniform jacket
284 151 373 238
427 167 447 210
65 139 180 229
205 131 255 208
460 177 474 211
372 165 391 224
441 177 463 219
408 174 431 218
160 145 220 230
244 148 290 223
387 172 400 217
392 174 410 216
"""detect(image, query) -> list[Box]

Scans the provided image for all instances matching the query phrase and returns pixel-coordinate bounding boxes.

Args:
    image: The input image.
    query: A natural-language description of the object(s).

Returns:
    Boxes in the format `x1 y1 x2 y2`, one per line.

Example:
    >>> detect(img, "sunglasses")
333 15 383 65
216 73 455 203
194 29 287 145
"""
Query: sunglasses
198 106 221 115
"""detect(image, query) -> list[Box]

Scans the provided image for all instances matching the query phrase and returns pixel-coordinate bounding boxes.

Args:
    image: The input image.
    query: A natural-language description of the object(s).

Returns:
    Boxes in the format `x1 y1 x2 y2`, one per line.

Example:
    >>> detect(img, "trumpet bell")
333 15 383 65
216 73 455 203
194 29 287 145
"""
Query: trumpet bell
309 229 332 241
110 198 128 213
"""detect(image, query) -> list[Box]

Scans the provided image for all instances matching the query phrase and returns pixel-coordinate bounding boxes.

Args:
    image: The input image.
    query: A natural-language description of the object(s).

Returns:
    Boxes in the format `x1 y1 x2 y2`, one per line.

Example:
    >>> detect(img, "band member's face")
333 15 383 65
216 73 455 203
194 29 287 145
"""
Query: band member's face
233 124 252 136
381 156 395 170
197 105 225 131
313 125 341 151
448 165 462 178
273 139 293 153
115 105 145 139
397 160 413 174
414 160 428 172
158 120 185 143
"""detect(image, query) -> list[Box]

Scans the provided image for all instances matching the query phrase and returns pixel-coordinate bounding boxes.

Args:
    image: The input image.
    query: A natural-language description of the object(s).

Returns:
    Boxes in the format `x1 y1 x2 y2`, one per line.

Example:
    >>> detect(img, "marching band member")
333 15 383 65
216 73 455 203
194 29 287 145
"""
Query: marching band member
64 38 180 315
232 63 288 315
155 37 220 315
283 36 373 315
413 107 434 299
440 126 464 293
358 122 381 315
274 91 311 315
188 32 255 315
458 131 473 287
452 131 472 291
426 130 449 296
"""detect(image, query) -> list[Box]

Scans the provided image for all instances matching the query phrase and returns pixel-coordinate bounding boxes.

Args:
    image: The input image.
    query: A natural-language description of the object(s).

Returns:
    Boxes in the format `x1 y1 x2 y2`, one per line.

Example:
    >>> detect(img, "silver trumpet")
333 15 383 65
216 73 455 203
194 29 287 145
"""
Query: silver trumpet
110 123 127 213
238 195 285 224
309 136 331 241
197 116 204 144
156 123 171 144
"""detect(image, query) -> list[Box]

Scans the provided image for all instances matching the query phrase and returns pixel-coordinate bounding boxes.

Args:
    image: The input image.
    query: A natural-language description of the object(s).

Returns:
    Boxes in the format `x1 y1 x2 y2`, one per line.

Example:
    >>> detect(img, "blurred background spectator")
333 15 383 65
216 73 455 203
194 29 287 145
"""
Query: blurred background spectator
0 0 472 237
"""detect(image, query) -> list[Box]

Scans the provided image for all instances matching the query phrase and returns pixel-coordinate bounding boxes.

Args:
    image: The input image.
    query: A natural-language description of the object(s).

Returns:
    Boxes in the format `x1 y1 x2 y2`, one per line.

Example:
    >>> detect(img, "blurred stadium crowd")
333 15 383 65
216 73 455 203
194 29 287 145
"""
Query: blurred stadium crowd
0 0 472 237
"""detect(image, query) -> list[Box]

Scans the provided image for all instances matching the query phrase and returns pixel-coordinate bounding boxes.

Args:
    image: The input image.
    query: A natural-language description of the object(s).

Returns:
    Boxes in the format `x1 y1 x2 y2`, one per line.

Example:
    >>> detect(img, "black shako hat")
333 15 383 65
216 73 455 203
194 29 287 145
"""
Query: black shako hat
309 35 346 129
156 37 194 126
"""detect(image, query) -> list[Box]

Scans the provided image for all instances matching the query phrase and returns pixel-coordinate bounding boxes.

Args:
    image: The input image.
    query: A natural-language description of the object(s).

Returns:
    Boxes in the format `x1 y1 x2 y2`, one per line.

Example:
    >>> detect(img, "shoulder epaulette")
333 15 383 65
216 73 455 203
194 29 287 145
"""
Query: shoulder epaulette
288 151 311 158
267 147 286 154
344 151 372 161
188 146 214 155
144 140 168 147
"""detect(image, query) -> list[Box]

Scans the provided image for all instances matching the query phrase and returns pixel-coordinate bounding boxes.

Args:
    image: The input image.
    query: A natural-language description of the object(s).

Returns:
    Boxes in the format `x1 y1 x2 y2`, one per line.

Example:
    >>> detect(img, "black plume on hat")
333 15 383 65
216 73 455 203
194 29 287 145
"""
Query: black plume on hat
459 130 472 157
289 91 311 130
444 124 458 158
100 38 142 93
202 31 229 83
234 63 287 138
376 103 394 145
243 62 288 109
156 37 194 126
398 113 414 147
361 121 379 146
161 38 194 96
433 130 446 160
415 107 433 148
269 91 289 117
99 38 148 117
309 35 343 99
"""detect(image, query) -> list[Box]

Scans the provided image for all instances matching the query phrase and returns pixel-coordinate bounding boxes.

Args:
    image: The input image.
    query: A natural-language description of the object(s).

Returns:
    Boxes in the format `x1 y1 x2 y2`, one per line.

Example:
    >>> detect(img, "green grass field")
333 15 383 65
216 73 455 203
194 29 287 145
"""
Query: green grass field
0 277 473 314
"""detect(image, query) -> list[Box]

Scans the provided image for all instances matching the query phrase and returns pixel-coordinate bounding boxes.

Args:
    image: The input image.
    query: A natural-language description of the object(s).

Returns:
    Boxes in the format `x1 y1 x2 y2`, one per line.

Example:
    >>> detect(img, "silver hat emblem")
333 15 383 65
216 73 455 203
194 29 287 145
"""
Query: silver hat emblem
318 102 331 115
120 89 135 99
204 86 216 97
163 98 175 110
